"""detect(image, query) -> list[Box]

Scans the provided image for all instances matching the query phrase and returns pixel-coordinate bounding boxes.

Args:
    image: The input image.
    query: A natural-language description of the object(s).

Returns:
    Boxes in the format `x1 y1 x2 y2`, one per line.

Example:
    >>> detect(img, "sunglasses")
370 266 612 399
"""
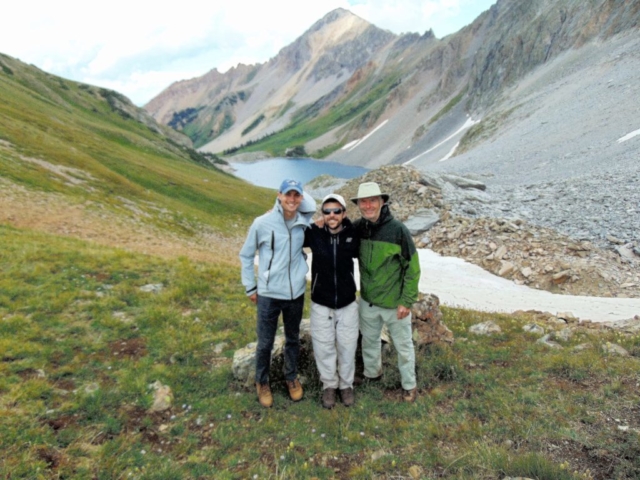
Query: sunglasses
322 207 344 215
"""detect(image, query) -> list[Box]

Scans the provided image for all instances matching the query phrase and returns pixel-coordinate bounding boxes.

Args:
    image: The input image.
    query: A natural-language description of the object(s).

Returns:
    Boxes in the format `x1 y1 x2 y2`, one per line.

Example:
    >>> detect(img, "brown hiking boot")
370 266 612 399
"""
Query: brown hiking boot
286 378 303 402
256 382 273 408
321 388 336 409
340 387 355 407
403 387 418 403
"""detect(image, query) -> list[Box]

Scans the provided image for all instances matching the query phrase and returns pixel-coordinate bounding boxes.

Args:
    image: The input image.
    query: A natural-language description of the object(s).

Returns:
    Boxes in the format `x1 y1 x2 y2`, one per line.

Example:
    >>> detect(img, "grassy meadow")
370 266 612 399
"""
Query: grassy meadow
2 224 640 479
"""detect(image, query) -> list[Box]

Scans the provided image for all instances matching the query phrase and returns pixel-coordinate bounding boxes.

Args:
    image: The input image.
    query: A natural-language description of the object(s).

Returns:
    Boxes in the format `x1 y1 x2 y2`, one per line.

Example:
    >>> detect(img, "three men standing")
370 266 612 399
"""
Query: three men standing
240 178 420 407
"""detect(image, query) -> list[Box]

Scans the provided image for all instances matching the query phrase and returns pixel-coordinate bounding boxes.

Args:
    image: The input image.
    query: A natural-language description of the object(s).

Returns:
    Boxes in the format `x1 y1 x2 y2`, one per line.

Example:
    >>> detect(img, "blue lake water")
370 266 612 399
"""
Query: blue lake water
230 157 368 190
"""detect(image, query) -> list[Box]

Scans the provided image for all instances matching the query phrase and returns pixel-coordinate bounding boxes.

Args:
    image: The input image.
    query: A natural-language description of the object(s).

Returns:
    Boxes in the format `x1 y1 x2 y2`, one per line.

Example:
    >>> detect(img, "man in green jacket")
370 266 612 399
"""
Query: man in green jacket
351 182 420 403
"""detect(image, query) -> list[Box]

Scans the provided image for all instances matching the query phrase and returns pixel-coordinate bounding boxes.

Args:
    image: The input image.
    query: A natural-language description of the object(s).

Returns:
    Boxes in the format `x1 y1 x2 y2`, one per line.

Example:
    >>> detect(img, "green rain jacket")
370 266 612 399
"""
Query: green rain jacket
354 204 421 309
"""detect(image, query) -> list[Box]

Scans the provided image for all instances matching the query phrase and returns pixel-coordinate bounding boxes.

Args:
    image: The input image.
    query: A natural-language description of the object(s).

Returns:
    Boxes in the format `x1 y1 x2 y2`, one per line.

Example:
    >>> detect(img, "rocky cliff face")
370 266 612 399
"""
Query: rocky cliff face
467 0 640 108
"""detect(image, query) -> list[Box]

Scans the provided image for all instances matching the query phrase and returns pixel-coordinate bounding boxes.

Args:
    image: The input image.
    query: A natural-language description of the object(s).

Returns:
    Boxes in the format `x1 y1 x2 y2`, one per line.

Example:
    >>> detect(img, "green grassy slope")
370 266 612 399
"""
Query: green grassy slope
0 53 273 235
2 225 639 478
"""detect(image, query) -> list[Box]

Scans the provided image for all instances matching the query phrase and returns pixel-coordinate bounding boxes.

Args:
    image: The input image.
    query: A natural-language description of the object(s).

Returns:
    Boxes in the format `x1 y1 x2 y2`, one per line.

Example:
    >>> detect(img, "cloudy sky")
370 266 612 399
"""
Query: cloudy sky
2 0 496 106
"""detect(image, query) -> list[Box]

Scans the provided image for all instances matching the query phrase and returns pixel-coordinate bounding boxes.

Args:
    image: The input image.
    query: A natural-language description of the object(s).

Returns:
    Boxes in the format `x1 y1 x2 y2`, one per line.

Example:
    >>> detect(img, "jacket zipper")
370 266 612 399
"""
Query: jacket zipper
332 235 338 308
266 231 275 286
288 222 294 299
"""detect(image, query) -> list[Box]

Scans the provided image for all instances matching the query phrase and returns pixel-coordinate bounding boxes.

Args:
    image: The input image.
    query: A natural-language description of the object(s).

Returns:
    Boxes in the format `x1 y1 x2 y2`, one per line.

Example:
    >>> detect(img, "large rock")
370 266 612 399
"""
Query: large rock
149 381 173 412
441 174 487 191
232 319 312 386
404 209 440 235
469 321 501 336
411 293 453 346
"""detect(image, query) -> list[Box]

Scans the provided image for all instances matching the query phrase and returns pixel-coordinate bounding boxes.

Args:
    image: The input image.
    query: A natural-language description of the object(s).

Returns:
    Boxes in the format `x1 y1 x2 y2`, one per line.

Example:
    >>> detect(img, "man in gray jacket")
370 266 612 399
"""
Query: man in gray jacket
239 179 316 408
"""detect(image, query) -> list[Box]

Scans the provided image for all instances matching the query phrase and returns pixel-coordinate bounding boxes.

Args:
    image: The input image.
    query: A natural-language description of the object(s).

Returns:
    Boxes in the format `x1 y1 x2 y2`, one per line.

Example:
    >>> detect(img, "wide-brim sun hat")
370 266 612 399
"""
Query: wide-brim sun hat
350 182 389 204
321 193 347 209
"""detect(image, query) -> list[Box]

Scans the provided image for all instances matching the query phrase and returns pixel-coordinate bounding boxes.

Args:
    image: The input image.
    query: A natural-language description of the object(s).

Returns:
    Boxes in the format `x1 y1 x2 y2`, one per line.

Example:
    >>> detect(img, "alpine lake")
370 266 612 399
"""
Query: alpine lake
229 157 368 190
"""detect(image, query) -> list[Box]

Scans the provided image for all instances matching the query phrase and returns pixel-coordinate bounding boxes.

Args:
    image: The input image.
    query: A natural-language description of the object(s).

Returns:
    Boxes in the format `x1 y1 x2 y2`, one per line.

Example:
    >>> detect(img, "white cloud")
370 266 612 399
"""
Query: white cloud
1 0 495 105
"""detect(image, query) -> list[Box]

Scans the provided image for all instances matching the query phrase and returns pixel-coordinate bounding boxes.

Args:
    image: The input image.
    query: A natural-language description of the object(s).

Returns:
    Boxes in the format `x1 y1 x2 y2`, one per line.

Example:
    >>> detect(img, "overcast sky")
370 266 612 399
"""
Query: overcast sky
2 1 496 106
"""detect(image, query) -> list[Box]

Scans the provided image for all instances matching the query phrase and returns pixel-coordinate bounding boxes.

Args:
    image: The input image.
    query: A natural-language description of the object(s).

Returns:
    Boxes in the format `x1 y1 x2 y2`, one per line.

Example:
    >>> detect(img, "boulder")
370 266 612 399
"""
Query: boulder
523 324 545 335
469 321 501 336
441 174 487 191
232 319 312 386
410 293 452 346
149 381 173 412
404 209 440 235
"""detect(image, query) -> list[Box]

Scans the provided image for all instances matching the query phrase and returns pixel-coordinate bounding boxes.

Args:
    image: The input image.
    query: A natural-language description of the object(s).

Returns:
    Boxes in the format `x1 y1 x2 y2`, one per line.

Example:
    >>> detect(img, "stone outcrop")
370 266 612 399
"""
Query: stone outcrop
232 319 313 387
411 293 453 346
149 381 173 412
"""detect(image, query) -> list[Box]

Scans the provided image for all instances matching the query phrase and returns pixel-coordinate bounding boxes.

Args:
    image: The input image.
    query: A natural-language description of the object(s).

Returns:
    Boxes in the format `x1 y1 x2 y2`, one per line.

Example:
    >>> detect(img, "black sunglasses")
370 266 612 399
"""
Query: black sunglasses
322 207 344 215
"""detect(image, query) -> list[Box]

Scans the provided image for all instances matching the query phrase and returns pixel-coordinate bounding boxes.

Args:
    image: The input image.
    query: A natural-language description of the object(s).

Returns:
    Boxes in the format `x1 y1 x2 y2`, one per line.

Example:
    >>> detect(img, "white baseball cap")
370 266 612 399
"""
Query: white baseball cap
321 193 347 209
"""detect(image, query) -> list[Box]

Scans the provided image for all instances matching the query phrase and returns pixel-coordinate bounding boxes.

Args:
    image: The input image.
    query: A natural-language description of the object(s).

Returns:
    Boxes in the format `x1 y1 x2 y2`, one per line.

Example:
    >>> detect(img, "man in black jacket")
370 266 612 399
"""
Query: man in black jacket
304 194 360 409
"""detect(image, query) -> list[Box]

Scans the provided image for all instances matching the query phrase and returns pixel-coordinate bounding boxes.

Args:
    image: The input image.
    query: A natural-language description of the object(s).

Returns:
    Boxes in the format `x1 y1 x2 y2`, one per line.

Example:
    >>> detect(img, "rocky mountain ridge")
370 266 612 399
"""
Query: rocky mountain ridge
144 0 639 172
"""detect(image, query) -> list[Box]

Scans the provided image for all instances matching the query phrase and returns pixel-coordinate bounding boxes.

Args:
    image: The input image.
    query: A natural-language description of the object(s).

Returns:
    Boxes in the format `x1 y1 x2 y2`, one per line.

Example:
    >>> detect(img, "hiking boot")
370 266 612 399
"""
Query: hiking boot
286 378 303 402
403 387 417 403
256 382 273 408
321 388 336 409
340 387 355 407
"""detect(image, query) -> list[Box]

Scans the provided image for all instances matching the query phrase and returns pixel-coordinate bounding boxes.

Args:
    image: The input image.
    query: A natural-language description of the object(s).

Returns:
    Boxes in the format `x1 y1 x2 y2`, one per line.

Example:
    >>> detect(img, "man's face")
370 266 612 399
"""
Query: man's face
321 201 346 230
358 195 383 222
277 190 302 217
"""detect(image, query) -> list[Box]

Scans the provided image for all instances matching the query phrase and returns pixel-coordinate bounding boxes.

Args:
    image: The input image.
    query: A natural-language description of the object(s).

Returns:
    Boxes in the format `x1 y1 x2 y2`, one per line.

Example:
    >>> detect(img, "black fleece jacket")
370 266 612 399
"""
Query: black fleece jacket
304 218 360 309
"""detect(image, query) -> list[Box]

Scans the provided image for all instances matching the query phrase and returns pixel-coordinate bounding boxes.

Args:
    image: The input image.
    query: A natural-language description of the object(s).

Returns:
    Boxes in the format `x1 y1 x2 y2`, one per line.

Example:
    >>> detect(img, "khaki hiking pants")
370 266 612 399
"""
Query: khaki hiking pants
359 301 416 391
310 300 359 390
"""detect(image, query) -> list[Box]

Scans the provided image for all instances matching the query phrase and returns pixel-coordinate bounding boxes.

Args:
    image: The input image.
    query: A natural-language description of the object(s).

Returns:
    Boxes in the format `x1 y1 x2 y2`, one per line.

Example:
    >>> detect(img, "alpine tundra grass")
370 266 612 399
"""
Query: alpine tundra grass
1 225 639 479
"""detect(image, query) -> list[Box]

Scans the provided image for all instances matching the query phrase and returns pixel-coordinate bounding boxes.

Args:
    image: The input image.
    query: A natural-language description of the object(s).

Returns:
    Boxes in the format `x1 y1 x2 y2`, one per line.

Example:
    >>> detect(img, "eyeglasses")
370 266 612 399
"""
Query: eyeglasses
322 208 344 215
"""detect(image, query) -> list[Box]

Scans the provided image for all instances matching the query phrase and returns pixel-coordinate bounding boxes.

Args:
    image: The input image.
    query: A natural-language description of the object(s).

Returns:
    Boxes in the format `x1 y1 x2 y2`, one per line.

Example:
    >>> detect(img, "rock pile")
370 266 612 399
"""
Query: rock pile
320 165 639 299
411 293 454 346
424 216 639 298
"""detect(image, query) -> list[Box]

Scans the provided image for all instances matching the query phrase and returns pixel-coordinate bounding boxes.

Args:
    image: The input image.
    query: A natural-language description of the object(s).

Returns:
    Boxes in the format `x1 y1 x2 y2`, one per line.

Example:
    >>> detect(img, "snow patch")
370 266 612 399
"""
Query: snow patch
342 140 360 150
347 120 389 152
438 141 460 162
404 117 480 165
617 128 640 143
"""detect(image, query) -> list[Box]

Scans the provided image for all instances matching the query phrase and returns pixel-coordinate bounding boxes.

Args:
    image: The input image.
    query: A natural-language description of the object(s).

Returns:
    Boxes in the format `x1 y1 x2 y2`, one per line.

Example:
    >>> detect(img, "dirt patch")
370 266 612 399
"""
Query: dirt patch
53 378 76 391
16 368 43 380
309 451 369 478
45 414 79 432
107 338 147 360
36 447 63 469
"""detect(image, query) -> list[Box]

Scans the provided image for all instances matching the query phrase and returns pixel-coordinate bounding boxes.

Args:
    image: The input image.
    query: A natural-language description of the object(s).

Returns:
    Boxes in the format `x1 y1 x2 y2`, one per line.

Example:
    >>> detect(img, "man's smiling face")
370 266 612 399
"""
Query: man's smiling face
357 195 382 222
277 190 302 219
